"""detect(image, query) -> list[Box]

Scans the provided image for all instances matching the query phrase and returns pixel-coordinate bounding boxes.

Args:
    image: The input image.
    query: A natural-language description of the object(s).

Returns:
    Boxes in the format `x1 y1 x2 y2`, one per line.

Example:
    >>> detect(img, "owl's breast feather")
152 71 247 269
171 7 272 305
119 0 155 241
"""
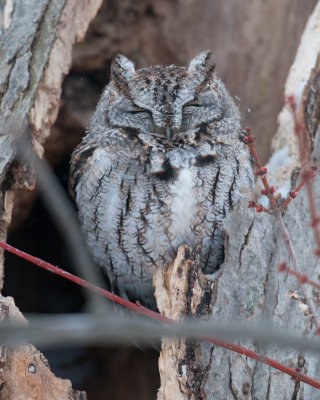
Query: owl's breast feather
166 167 197 243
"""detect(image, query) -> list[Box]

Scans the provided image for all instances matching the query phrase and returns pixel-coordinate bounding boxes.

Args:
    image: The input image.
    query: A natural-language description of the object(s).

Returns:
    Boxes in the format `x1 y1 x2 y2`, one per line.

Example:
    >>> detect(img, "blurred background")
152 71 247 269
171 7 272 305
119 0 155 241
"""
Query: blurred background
3 1 318 398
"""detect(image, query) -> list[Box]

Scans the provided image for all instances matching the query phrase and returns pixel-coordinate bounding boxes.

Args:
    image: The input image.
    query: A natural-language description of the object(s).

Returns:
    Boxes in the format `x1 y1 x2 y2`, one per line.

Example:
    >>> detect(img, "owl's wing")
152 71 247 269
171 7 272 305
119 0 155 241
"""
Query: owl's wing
69 142 97 200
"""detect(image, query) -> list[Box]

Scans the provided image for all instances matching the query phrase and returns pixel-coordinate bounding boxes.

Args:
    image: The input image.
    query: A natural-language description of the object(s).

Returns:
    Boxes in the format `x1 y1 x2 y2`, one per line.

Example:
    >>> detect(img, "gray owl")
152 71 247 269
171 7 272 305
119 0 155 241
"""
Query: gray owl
69 51 253 309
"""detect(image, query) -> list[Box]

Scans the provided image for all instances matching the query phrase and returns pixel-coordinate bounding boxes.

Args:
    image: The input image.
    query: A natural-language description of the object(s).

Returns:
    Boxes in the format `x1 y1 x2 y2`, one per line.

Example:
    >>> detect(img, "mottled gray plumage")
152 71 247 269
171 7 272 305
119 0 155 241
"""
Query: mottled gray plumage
70 51 253 309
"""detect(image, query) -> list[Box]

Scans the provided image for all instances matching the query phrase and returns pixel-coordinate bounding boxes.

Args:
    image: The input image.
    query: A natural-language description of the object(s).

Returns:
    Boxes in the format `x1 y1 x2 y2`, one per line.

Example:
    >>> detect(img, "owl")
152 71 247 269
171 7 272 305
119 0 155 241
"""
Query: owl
69 51 253 309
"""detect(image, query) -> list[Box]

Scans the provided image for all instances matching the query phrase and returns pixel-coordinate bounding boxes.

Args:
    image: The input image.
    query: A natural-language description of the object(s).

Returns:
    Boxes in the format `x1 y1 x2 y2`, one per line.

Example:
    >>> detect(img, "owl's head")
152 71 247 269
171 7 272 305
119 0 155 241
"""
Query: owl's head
106 51 235 143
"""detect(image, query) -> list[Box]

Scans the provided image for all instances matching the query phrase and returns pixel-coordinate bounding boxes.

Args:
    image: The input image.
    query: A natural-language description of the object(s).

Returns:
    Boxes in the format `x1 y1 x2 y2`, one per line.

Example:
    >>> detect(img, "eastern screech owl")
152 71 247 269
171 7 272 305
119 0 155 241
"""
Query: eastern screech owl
70 51 253 309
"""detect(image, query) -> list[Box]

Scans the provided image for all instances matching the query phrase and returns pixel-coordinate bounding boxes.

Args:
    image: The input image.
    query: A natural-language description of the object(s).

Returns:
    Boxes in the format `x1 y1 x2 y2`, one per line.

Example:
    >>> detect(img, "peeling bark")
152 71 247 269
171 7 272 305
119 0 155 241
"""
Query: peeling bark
155 246 215 400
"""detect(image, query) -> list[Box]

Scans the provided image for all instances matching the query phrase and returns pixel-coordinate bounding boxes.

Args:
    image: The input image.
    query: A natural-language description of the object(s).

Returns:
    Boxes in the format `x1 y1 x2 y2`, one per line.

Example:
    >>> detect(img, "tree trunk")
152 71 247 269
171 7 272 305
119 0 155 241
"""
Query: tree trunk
154 3 320 399
0 1 102 398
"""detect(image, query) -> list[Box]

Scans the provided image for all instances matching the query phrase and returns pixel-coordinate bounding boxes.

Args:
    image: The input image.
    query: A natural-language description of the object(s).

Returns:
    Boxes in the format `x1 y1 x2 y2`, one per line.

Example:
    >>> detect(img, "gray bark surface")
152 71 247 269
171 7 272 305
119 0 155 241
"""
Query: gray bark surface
155 150 320 400
0 0 102 287
0 1 65 280
205 184 320 399
155 3 320 398
155 178 320 399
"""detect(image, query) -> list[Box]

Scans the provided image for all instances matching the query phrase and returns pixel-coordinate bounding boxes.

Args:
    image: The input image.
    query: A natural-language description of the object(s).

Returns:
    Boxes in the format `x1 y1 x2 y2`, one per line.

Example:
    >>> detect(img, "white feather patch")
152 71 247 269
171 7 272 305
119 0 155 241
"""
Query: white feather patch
169 168 195 241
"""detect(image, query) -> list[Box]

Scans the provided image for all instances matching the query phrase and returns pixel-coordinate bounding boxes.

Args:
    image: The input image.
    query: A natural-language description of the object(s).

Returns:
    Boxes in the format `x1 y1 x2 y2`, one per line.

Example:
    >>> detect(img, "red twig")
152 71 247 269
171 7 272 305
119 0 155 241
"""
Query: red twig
248 200 272 214
0 240 163 321
244 126 312 214
278 261 320 290
0 240 320 389
278 181 305 210
244 131 279 212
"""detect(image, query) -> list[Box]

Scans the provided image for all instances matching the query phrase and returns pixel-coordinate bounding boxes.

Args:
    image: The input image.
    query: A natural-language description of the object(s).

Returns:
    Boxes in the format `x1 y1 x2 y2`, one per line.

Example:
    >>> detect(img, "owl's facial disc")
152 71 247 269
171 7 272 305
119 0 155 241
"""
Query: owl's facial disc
108 52 224 141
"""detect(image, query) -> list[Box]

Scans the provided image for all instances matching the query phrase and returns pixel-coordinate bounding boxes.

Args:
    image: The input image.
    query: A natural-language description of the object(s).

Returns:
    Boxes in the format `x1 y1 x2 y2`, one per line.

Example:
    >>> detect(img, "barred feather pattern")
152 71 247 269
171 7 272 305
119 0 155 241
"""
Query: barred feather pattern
70 51 253 309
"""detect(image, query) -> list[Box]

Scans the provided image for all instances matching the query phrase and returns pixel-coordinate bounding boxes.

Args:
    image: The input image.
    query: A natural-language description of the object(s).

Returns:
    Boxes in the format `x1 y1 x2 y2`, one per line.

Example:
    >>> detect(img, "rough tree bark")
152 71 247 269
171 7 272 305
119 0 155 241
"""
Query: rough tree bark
154 3 320 399
0 0 102 398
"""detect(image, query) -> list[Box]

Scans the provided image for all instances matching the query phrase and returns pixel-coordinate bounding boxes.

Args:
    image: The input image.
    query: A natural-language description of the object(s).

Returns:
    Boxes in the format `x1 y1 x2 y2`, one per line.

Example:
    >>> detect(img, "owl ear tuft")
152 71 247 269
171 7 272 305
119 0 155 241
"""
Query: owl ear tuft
111 54 135 86
188 50 212 72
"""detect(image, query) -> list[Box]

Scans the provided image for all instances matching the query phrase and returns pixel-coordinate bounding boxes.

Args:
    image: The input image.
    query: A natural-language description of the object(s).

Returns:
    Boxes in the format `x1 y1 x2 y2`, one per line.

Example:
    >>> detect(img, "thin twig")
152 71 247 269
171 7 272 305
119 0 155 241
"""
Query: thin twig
278 261 320 290
276 180 305 210
0 312 320 355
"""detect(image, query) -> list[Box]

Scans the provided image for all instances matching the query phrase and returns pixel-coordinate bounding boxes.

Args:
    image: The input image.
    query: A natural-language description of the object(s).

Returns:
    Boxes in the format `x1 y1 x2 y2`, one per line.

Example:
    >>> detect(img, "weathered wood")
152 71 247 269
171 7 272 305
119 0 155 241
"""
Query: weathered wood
0 0 103 288
0 295 87 400
155 246 215 400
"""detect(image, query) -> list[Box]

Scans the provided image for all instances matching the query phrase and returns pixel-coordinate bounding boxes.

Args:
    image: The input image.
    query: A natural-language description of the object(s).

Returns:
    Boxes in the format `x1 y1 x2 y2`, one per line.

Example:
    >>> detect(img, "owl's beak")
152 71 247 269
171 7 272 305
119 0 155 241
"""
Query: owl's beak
166 125 172 140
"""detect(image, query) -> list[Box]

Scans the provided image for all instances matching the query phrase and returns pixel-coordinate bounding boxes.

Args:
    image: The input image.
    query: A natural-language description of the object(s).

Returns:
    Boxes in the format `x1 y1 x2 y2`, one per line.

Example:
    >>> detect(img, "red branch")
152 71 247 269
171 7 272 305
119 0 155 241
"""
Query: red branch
278 261 320 290
277 180 305 210
244 131 278 211
244 126 314 214
0 240 320 389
